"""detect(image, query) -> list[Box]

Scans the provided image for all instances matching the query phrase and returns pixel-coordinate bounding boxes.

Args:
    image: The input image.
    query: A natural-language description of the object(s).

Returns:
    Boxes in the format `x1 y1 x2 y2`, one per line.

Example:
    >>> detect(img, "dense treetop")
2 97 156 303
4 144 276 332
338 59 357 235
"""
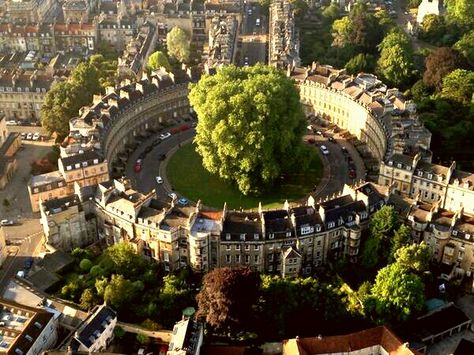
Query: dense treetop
189 64 309 195
166 27 190 63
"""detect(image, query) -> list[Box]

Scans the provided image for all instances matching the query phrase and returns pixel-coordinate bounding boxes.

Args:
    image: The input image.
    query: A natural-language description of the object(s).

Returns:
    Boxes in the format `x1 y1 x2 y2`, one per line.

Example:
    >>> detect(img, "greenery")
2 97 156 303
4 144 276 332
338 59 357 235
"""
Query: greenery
376 30 414 87
189 64 311 195
361 206 399 269
41 56 117 139
147 51 171 71
197 267 260 334
394 242 431 273
166 27 190 63
166 143 322 209
79 258 93 272
453 30 474 64
423 47 469 90
367 262 425 323
440 69 474 104
445 0 474 27
57 243 197 326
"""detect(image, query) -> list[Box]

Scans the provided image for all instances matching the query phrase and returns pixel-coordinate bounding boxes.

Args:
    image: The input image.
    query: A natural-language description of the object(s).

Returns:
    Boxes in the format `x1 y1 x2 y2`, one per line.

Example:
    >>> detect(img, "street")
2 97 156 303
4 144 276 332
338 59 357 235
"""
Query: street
239 3 268 66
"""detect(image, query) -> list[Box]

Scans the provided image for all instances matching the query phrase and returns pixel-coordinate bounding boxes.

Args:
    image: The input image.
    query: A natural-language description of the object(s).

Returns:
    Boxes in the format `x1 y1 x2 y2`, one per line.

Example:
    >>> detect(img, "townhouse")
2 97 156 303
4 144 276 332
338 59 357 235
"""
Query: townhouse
379 153 474 215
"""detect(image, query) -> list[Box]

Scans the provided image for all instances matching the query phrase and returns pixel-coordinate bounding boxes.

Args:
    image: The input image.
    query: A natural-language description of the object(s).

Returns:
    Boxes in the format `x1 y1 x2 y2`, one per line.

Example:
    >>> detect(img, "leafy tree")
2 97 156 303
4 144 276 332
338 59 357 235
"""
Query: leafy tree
407 0 421 8
361 206 398 268
370 263 425 322
374 10 396 33
90 265 104 277
395 242 431 273
104 274 140 308
80 288 99 310
423 47 469 90
440 69 474 104
89 54 118 89
158 275 192 326
79 258 93 272
166 27 190 63
147 51 172 71
453 30 474 64
445 0 474 26
61 279 86 302
71 247 94 260
345 53 375 74
95 277 108 296
410 80 431 101
114 326 126 338
196 267 260 333
141 319 161 331
332 17 353 48
70 62 101 103
189 64 309 195
102 242 146 278
389 224 411 262
321 3 340 20
419 14 446 45
377 31 414 86
289 0 308 17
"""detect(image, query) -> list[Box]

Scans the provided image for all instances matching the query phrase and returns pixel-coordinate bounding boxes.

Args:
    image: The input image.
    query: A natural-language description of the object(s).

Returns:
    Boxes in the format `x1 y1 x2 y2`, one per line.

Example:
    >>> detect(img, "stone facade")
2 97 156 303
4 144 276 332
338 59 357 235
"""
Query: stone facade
379 153 474 215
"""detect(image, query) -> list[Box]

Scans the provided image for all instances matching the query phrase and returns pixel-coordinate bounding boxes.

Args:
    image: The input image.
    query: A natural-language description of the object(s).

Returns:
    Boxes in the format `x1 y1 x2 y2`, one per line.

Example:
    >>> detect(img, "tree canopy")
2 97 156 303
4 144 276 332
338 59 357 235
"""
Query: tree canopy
369 263 425 323
166 27 190 63
395 242 431 273
189 64 309 195
147 51 172 71
423 47 469 90
440 69 474 104
376 31 414 87
445 0 474 27
453 30 474 64
196 267 260 333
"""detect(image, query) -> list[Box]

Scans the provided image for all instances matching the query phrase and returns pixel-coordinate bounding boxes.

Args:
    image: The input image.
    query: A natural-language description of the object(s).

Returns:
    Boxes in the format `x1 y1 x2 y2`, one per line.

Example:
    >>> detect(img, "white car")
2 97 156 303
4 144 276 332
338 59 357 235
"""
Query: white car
32 132 41 141
6 120 17 126
0 219 14 226
156 176 163 184
320 145 329 155
168 192 177 200
26 132 33 140
159 132 171 140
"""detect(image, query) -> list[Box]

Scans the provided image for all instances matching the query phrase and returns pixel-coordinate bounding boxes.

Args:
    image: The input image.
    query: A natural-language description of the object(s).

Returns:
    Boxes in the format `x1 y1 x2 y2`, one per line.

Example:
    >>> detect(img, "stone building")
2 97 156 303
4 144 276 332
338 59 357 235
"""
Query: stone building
269 0 300 68
6 0 57 24
62 0 91 23
207 15 238 67
0 115 21 190
379 153 474 215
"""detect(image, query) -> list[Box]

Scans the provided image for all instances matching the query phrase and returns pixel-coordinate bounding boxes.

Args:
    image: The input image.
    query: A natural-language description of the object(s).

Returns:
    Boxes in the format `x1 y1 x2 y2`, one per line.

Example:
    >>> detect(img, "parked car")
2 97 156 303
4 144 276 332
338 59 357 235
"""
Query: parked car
168 192 177 200
159 132 171 140
247 8 252 15
315 130 323 136
244 56 249 66
6 120 17 126
0 219 14 226
26 132 33 140
32 132 41 141
320 145 329 155
178 198 189 206
155 176 163 184
307 125 314 131
20 132 27 139
256 18 261 26
134 159 143 173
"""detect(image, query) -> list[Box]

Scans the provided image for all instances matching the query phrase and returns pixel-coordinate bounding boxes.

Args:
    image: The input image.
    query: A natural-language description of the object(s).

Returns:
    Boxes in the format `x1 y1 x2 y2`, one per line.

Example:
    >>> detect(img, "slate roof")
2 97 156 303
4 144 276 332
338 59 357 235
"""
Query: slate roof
60 150 104 168
74 305 116 350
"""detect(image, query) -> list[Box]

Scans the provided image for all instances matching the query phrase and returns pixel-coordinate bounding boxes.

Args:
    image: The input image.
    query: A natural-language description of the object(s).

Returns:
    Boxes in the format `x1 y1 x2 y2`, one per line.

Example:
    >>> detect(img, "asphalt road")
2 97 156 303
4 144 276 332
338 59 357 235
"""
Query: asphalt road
240 3 268 65
0 232 43 294
125 129 196 197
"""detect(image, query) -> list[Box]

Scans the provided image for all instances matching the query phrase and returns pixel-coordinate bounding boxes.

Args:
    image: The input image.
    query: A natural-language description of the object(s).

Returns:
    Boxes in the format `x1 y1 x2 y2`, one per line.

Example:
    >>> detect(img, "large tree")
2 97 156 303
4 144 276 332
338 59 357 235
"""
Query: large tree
377 31 414 87
440 69 474 104
361 205 399 269
189 64 308 195
389 224 411 262
445 0 474 26
423 47 469 90
395 242 431 273
453 30 474 64
196 267 260 333
166 27 190 63
370 263 425 323
147 51 172 71
419 14 446 45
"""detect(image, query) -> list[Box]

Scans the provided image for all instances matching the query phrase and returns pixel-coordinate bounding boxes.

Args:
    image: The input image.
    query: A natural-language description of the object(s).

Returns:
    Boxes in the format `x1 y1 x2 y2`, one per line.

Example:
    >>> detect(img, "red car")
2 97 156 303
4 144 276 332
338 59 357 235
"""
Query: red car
134 159 143 173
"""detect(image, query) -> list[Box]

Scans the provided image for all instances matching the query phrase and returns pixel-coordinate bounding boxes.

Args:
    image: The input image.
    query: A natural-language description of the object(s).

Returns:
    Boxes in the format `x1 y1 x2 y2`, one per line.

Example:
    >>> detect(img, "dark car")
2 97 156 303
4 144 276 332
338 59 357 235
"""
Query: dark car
328 137 335 143
24 257 33 269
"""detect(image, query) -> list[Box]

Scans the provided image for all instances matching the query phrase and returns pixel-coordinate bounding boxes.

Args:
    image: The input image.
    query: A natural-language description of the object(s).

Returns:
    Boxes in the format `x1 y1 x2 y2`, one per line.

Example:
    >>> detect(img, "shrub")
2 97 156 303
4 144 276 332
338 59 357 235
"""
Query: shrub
79 258 93 272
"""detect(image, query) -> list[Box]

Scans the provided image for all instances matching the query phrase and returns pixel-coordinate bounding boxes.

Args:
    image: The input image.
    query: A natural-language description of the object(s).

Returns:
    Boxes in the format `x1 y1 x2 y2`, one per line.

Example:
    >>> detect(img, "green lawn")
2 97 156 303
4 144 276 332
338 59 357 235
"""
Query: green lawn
166 143 323 209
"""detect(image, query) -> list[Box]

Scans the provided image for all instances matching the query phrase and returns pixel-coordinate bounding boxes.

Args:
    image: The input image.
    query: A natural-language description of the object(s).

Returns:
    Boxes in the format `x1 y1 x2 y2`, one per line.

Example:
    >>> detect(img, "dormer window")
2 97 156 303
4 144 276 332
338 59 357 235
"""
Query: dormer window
397 163 402 169
240 234 246 241
452 230 458 236
286 231 291 237
407 166 411 171
388 161 393 166
360 211 368 219
466 234 471 240
82 162 88 167
348 216 353 222
93 159 99 164
427 173 433 179
269 233 274 239
74 163 80 169
66 165 72 171
315 224 321 232
328 221 335 228
254 234 259 240
417 171 423 177
225 233 230 241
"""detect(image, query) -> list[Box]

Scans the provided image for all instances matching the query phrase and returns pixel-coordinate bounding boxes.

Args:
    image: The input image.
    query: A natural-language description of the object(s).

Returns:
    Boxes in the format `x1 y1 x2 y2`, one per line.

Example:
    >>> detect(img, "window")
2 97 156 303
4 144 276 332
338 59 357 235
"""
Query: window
428 173 433 179
316 251 321 257
245 255 250 263
226 254 231 264
418 171 423 177
226 245 231 251
269 233 274 239
269 243 274 249
235 254 240 263
397 163 402 168
328 221 335 228
317 240 321 246
254 233 259 240
226 233 231 241
240 234 246 241
245 245 250 251
286 231 292 237
236 244 241 251
254 255 259 263
254 245 259 251
269 254 274 262
315 224 321 232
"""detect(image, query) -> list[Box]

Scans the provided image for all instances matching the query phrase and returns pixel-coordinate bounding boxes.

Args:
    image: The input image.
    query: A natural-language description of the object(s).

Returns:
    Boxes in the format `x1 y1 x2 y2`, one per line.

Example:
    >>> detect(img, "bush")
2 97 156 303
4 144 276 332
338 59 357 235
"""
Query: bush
136 333 150 345
79 259 93 272
90 265 104 277
114 326 126 338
